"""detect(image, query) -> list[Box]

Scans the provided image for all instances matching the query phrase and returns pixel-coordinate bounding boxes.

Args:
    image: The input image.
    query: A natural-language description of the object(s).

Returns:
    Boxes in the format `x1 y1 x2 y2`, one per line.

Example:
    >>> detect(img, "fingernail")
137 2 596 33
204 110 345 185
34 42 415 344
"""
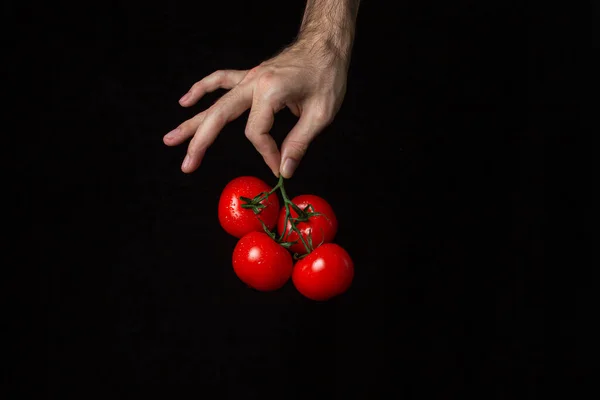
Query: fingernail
182 154 191 170
179 92 191 103
281 158 298 178
165 127 180 138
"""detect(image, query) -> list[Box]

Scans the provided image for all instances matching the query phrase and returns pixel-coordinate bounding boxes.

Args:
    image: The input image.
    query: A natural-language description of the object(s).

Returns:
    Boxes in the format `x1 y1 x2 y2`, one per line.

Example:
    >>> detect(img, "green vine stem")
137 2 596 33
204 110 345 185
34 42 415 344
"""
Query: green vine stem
276 176 312 255
239 175 322 258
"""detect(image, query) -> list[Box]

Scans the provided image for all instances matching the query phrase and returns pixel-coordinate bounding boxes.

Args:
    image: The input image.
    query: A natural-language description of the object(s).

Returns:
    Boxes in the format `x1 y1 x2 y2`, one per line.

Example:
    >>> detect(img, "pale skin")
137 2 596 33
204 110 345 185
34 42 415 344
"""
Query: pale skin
163 0 361 178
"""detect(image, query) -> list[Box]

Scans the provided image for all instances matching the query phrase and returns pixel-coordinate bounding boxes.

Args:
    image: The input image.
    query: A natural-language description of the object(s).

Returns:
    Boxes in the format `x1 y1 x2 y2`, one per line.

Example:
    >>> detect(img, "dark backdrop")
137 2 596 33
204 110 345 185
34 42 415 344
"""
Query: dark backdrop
7 0 568 398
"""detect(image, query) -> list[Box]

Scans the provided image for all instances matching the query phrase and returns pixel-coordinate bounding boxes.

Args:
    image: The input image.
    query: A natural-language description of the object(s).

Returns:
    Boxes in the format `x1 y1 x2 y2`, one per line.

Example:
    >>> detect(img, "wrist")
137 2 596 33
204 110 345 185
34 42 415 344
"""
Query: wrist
295 0 359 67
296 28 354 67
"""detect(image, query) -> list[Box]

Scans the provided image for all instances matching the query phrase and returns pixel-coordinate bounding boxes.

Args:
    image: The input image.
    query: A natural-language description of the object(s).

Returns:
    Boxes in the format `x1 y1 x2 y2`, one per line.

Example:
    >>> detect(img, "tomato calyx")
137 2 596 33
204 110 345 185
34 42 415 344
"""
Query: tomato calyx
291 228 326 260
239 191 273 215
287 203 324 223
238 175 327 258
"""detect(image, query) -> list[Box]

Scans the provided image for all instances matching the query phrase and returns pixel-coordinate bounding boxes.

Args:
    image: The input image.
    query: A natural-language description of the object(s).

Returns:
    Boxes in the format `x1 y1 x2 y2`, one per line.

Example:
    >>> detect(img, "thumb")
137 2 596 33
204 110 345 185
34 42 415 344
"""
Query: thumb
279 108 330 178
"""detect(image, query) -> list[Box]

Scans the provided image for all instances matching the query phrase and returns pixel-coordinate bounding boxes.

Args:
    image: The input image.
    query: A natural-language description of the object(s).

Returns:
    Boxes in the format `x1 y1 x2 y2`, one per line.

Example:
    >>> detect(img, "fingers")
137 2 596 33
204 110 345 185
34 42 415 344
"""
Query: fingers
182 84 253 173
163 113 206 146
167 68 330 177
245 90 284 177
179 70 248 107
279 106 332 178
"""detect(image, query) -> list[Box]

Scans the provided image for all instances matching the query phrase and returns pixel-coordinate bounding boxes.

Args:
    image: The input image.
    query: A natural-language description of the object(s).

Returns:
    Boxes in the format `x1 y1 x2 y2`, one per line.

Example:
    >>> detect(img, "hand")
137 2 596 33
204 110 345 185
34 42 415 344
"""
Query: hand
163 39 350 178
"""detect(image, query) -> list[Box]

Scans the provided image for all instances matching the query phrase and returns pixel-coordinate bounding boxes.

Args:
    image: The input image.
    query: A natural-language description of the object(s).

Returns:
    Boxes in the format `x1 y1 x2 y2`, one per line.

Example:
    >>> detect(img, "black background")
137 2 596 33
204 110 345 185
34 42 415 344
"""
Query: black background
7 0 578 398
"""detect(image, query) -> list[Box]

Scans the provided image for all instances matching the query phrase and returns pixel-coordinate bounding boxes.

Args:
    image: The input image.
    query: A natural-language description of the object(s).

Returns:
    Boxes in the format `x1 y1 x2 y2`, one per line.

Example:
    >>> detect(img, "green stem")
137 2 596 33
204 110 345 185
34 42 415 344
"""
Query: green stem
267 176 284 196
278 176 312 254
239 176 284 214
239 175 314 255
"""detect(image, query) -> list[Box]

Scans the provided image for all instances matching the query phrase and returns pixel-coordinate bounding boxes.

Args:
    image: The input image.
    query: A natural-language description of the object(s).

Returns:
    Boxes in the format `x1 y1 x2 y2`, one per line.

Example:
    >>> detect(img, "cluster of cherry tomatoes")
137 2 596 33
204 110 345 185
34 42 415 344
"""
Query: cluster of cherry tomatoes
218 176 354 301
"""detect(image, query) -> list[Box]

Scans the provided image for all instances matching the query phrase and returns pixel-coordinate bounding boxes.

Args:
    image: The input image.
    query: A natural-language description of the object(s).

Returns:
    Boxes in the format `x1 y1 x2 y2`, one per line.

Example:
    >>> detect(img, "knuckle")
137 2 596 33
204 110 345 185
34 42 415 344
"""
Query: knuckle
179 119 194 131
208 108 226 125
180 113 203 130
257 71 276 87
178 122 190 132
187 139 200 156
244 125 255 139
256 72 281 100
240 67 259 85
189 131 210 152
244 121 264 142
212 70 225 84
191 80 203 92
245 66 261 80
312 104 334 126
286 139 309 156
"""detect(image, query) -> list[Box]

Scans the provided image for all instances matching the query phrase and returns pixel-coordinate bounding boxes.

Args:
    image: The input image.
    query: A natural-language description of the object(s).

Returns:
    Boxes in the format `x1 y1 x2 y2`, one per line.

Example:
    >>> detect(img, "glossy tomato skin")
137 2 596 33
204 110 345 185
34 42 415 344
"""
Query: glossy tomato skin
232 231 293 291
277 194 338 254
218 176 280 238
292 243 354 301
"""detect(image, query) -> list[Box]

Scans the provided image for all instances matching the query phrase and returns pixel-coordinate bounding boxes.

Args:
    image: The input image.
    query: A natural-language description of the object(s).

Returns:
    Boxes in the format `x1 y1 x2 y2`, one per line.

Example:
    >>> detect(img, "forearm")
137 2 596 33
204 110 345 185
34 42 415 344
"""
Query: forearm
296 0 361 65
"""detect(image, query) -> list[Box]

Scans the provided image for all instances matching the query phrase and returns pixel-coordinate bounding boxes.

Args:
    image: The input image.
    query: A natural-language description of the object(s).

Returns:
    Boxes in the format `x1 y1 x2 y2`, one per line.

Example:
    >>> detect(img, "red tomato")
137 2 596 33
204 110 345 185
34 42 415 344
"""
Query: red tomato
218 176 280 238
232 231 293 291
276 194 338 254
292 243 354 301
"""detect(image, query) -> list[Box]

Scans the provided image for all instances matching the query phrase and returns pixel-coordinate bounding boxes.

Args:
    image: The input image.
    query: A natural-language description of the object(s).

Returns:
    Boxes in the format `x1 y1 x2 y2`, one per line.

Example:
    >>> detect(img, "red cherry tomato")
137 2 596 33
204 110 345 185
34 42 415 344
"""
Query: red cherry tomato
232 231 293 291
292 243 354 301
276 194 338 254
218 176 280 238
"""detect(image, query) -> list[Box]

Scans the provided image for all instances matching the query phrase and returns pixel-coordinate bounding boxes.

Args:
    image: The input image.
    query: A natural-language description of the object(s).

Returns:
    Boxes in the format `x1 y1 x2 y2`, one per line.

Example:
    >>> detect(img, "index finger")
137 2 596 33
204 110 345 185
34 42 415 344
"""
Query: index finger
245 100 282 177
182 85 253 173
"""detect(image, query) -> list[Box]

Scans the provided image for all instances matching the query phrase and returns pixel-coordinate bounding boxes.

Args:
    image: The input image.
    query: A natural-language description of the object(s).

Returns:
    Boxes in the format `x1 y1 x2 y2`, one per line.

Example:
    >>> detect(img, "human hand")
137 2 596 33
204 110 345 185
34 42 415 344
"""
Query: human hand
163 39 350 178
